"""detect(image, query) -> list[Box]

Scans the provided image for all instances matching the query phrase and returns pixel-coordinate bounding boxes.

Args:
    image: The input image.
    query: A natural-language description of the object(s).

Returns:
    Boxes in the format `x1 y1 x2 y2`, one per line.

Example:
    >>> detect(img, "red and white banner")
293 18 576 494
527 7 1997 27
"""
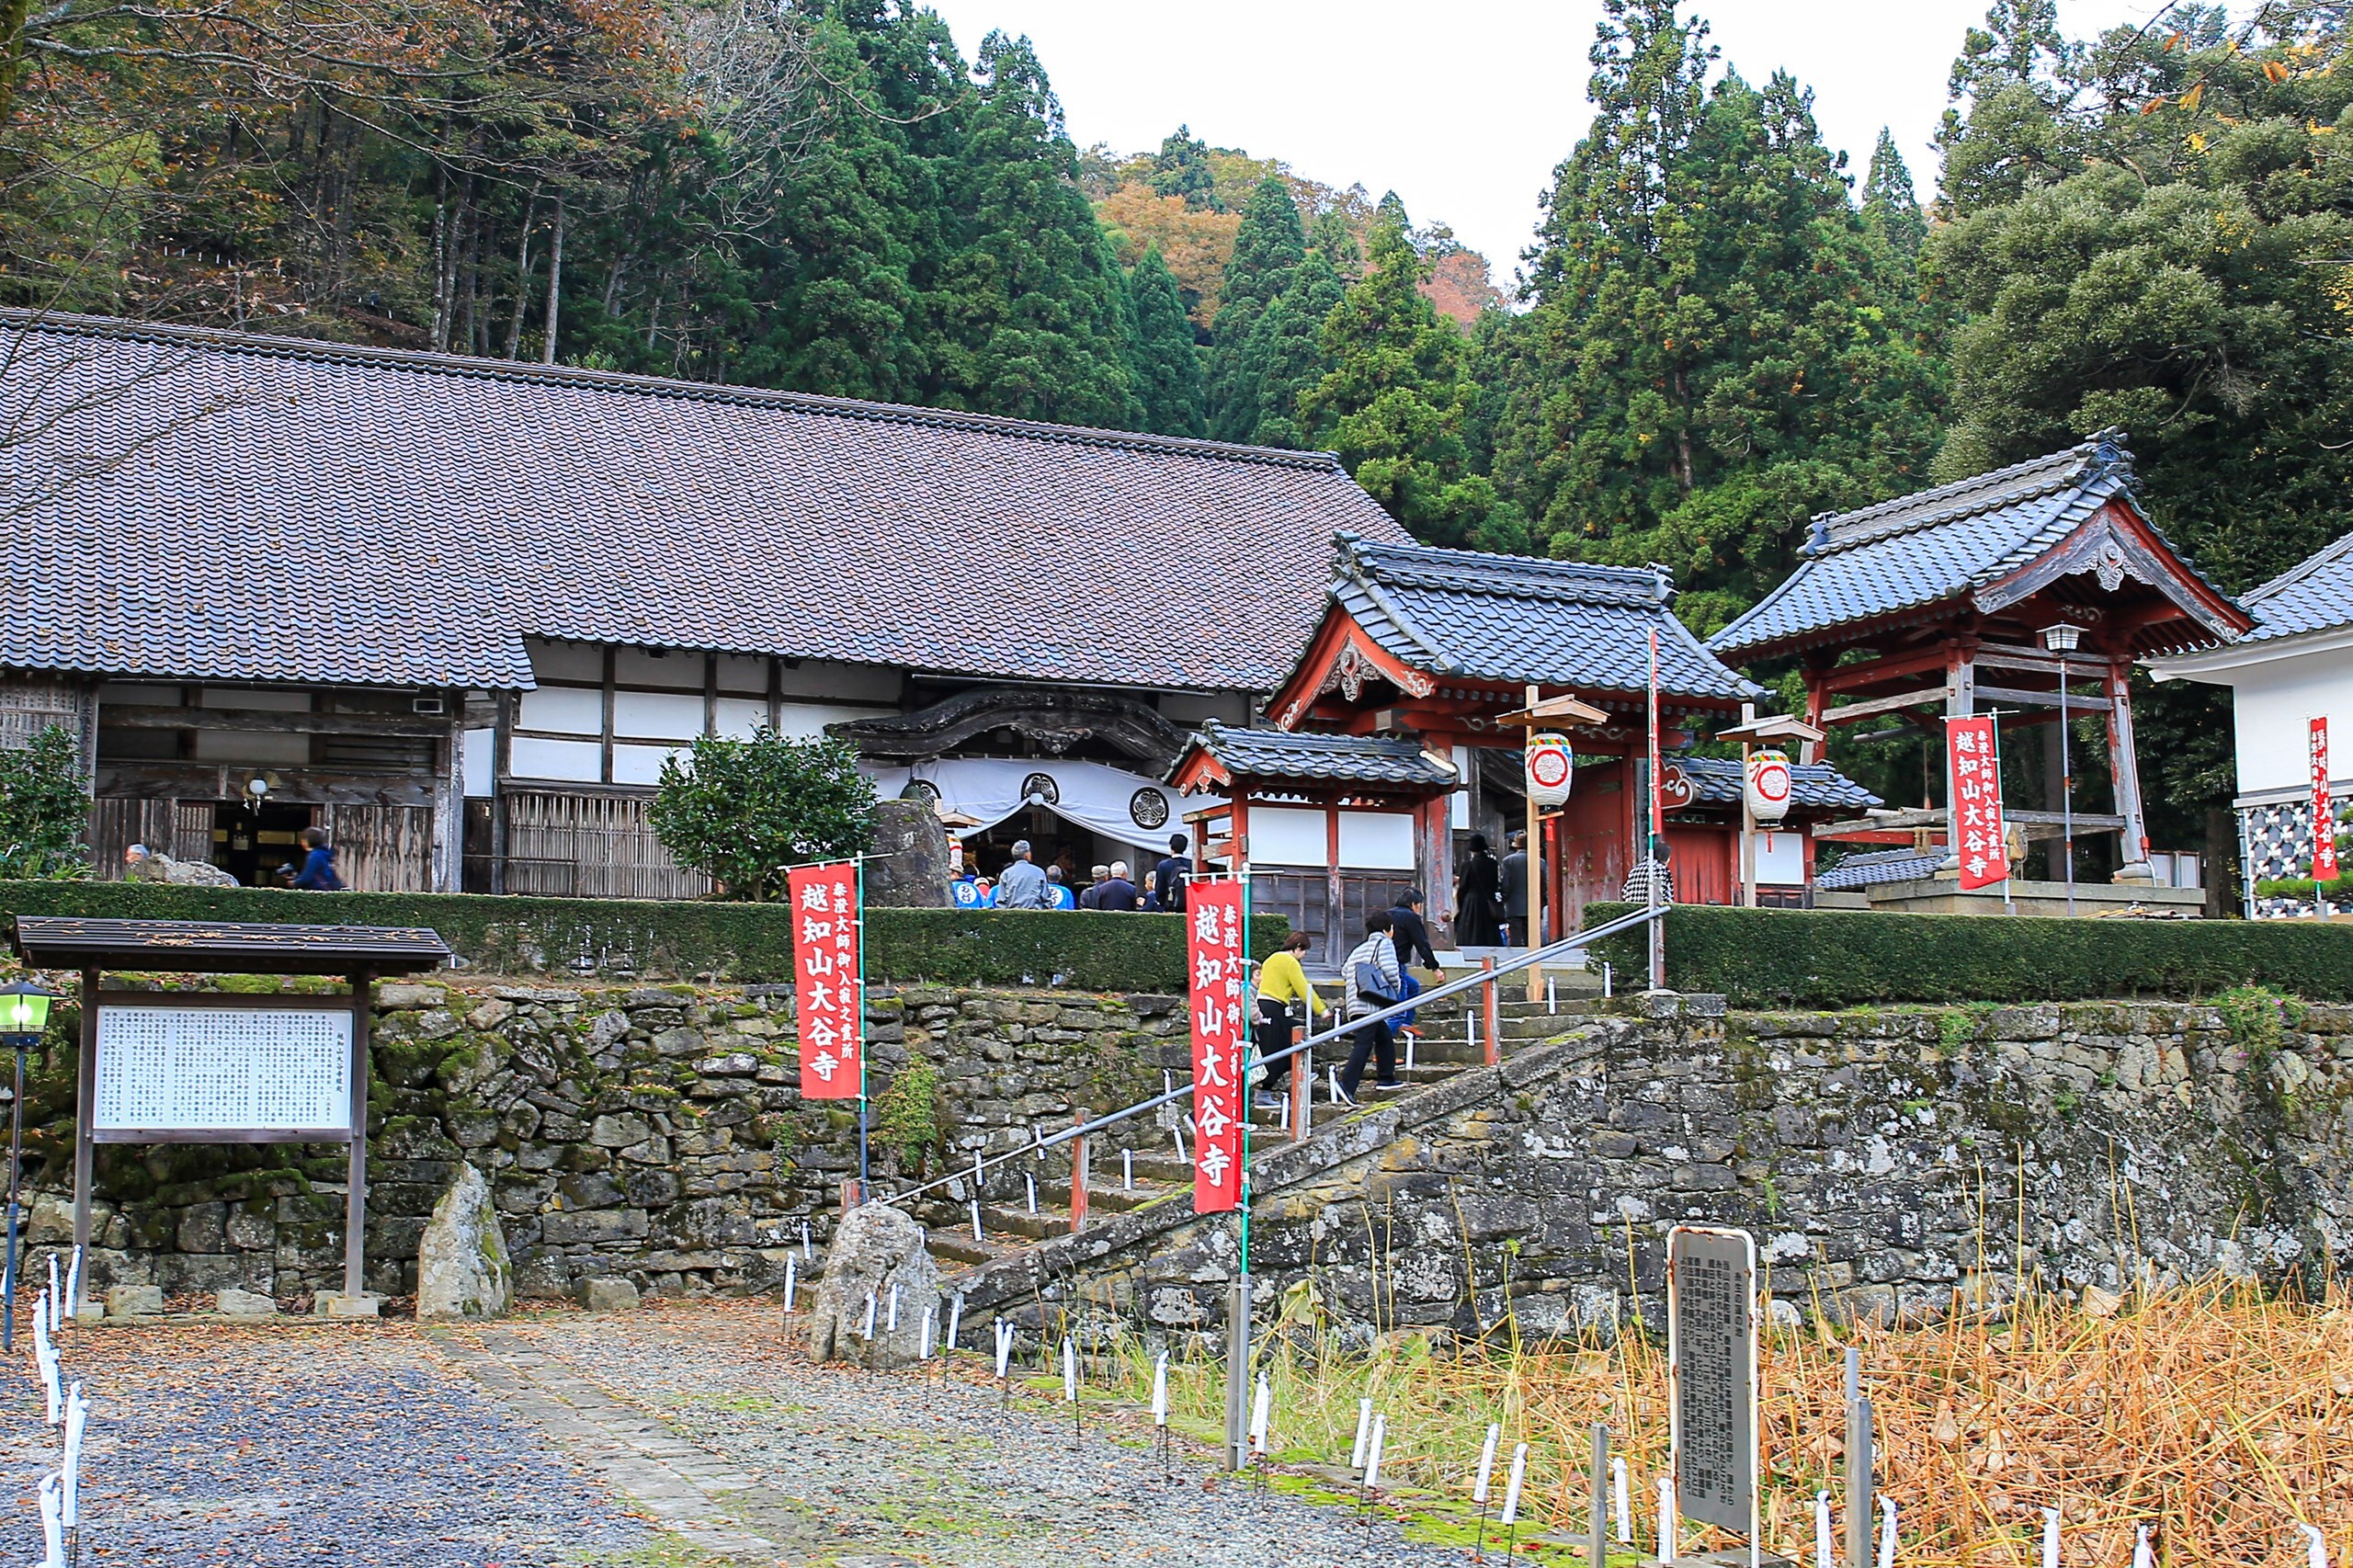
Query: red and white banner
1947 716 2007 892
1187 880 1247 1214
789 862 863 1099
2313 718 2337 882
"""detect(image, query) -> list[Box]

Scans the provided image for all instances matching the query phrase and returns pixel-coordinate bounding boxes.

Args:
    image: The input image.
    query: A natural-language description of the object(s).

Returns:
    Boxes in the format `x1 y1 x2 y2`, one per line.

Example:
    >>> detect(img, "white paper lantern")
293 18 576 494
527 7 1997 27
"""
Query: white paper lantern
1525 732 1574 808
1745 747 1794 826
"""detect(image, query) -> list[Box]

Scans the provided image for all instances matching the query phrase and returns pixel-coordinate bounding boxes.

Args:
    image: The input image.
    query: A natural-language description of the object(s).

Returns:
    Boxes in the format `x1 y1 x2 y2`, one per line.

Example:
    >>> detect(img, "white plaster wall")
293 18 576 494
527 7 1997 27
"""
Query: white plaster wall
2225 643 2353 796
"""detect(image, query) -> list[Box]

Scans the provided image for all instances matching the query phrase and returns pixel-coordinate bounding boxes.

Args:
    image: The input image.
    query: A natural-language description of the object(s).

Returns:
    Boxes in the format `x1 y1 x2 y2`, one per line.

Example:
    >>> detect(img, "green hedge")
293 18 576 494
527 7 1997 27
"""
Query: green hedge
1581 902 2353 1007
0 881 1288 993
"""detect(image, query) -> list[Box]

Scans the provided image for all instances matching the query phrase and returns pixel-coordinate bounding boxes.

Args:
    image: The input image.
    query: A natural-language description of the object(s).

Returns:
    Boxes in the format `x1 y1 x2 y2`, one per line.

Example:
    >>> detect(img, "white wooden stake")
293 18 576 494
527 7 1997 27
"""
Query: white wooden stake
781 1256 797 1313
1350 1398 1372 1470
2131 1526 2154 1568
2299 1522 2328 1568
993 1319 1012 1380
1364 1414 1387 1491
1499 1441 1528 1526
1249 1369 1271 1455
37 1471 62 1568
886 1282 899 1332
1404 1033 1415 1074
1876 1497 1897 1568
1615 1455 1631 1542
859 1291 876 1341
947 1292 964 1353
1658 1474 1677 1564
1547 976 1557 1013
1025 1174 1037 1214
2042 1507 2061 1568
1279 1096 1290 1131
800 1220 811 1261
63 1248 80 1331
971 1200 983 1242
1473 1423 1500 1503
61 1383 85 1529
1328 1066 1343 1104
1061 1335 1077 1402
1151 1353 1169 1426
47 1256 57 1333
917 1306 935 1360
1122 1150 1132 1190
1813 1491 1835 1568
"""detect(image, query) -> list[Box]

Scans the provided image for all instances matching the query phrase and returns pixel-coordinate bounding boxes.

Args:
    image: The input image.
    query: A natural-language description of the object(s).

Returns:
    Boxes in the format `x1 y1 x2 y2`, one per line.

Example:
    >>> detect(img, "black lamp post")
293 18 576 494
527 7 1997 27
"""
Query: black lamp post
0 980 56 1352
2040 623 2086 916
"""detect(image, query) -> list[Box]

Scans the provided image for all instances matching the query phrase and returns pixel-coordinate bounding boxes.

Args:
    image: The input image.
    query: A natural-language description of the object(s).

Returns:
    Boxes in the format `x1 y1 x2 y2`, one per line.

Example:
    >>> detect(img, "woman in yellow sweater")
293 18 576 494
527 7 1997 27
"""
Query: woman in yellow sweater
1253 931 1325 1108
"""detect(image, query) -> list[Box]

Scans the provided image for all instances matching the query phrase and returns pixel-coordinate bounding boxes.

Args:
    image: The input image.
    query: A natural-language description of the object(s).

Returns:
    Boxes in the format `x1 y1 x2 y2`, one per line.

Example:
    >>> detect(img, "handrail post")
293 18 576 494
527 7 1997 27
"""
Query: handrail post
1069 1108 1088 1234
1290 1037 1312 1143
1479 956 1501 1067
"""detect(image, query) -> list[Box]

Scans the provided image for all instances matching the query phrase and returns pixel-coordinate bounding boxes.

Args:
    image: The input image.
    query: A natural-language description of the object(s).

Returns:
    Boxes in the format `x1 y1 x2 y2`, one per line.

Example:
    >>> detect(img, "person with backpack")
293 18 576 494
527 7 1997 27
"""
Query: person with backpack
290 826 345 890
1153 834 1192 913
1336 912 1403 1106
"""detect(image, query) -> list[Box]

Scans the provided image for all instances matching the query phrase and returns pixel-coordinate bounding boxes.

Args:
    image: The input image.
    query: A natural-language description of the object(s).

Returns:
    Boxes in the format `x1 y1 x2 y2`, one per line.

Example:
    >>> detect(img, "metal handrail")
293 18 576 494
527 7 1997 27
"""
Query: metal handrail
874 903 1664 1209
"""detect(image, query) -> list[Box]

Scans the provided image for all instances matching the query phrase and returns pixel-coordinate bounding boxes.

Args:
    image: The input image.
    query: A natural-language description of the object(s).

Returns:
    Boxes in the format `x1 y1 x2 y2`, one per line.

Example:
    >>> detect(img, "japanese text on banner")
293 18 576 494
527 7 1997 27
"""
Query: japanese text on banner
2314 719 2337 883
1945 717 2007 892
1187 881 1247 1214
788 863 863 1100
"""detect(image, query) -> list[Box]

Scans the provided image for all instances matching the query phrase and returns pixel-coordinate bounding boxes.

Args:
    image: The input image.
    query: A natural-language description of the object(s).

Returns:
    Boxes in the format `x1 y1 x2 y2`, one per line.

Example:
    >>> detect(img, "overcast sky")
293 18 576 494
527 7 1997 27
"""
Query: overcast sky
923 0 2160 285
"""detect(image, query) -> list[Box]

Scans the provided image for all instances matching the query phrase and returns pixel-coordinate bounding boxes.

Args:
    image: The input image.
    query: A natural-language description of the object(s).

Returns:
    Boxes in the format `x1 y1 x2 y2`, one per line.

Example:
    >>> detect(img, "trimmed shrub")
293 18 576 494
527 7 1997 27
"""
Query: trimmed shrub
1580 902 2353 1007
0 881 1287 993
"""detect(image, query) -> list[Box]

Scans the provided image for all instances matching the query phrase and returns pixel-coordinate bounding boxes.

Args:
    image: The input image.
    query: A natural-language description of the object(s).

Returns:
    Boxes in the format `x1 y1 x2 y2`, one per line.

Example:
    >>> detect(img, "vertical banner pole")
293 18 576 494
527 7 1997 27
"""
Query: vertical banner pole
1647 633 1665 991
1846 1390 1874 1568
4 1039 24 1352
2313 717 2336 918
1524 684 1545 1003
856 855 870 1196
790 858 869 1190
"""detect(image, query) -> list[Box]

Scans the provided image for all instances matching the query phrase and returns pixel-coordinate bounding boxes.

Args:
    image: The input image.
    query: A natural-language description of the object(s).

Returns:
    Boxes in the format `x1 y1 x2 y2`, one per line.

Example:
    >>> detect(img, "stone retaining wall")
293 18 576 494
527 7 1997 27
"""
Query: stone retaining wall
958 994 2353 1340
35 979 1188 1304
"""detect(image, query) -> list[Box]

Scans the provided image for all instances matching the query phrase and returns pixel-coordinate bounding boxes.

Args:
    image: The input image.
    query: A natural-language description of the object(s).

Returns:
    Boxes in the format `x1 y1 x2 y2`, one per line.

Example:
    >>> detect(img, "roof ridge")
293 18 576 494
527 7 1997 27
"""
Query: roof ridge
1349 536 1669 589
0 308 1347 472
2247 526 2353 605
1806 435 2120 557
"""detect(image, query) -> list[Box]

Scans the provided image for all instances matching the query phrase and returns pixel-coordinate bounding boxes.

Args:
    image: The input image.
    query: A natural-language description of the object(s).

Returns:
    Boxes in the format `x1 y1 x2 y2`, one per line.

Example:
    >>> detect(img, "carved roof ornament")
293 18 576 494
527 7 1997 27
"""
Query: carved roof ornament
829 686 1188 769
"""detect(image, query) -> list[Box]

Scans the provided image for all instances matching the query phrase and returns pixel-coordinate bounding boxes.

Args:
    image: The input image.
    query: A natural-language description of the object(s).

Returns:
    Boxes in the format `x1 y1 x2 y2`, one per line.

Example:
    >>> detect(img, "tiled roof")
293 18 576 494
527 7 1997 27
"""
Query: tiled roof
2240 528 2353 643
1673 756 1881 812
1176 720 1460 788
1814 847 1945 891
1332 537 1760 704
0 312 1410 690
1711 432 2234 657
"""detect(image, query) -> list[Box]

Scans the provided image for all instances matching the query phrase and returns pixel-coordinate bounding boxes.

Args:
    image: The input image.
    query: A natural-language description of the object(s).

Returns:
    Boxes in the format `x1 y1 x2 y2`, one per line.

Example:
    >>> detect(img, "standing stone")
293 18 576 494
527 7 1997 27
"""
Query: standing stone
214 1287 278 1317
416 1163 512 1322
809 1202 940 1369
865 799 952 907
577 1277 640 1312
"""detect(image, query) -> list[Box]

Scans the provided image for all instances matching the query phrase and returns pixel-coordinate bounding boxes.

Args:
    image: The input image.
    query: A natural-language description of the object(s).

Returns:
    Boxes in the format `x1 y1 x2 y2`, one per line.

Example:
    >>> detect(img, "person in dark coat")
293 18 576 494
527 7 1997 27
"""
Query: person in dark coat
1499 831 1529 946
290 826 344 890
1452 833 1504 946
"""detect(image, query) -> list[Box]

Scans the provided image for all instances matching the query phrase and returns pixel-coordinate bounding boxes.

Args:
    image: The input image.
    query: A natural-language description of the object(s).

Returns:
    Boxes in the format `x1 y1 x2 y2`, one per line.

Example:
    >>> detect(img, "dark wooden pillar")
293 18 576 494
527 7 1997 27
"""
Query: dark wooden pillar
69 968 97 1317
345 970 372 1299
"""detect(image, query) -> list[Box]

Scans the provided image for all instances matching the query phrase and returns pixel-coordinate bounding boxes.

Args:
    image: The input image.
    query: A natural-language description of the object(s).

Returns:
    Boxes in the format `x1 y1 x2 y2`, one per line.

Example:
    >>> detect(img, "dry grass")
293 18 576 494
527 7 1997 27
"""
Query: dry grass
1095 1278 2353 1564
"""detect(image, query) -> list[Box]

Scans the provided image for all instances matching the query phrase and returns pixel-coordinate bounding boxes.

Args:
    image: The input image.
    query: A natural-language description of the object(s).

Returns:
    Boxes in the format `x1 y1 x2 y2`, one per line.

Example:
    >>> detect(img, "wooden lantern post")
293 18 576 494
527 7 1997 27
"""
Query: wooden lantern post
1716 708 1826 908
1494 690 1608 1002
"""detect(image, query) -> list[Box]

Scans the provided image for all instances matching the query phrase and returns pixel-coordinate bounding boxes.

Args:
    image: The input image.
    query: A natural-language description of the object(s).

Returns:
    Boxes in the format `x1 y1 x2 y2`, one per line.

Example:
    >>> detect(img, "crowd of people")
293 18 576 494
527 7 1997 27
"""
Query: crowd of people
950 834 1195 912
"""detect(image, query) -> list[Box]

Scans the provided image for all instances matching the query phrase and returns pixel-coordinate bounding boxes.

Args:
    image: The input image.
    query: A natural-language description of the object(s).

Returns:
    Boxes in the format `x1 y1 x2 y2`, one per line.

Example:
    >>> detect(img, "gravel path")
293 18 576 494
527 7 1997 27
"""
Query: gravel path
0 1320 655 1567
457 1301 1489 1568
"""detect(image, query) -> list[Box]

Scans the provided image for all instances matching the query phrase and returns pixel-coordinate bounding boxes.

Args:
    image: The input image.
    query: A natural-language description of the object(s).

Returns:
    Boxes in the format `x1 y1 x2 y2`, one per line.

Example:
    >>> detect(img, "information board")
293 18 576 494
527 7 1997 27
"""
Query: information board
1668 1224 1758 1535
95 1003 354 1141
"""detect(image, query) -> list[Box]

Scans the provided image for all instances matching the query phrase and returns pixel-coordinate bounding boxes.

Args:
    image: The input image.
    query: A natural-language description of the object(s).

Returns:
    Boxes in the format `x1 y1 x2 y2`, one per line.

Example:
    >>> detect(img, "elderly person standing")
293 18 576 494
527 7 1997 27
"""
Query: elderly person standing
995 840 1050 909
1094 860 1142 912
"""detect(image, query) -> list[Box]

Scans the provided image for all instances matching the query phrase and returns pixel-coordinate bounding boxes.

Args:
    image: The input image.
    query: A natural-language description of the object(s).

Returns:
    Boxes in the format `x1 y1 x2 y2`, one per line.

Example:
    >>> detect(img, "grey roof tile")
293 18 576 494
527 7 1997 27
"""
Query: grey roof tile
1673 756 1881 812
1711 432 2238 657
1813 847 1945 891
2241 528 2353 642
1332 537 1761 703
0 312 1411 690
1176 720 1459 788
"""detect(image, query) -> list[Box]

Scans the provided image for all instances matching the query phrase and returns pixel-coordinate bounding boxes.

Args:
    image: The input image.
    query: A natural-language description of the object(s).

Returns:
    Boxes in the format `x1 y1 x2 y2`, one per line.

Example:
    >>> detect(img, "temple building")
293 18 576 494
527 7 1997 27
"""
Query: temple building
0 312 1408 892
1711 432 2249 894
2149 527 2353 915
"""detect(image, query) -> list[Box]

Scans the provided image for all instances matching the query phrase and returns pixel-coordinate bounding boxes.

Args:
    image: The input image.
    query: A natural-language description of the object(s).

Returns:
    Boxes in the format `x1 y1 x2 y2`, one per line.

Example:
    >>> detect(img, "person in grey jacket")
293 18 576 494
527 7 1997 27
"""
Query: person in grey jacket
995 840 1051 909
1336 913 1403 1104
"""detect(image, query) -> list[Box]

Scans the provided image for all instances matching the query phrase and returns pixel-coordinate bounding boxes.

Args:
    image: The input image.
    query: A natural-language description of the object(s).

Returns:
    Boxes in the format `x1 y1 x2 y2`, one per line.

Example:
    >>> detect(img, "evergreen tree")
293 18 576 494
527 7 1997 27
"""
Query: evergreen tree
1933 0 2078 216
1310 209 1363 281
1488 0 1939 631
1861 128 1927 263
1234 246 1347 449
1205 176 1305 441
933 32 1138 427
1126 244 1206 436
1301 195 1518 549
1148 124 1222 210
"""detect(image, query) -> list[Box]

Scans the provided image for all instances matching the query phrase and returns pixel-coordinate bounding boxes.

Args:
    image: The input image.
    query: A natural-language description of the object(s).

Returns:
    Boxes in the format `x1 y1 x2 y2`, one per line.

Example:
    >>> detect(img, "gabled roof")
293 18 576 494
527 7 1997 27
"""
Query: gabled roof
2241 528 2353 643
1711 432 2244 659
1171 720 1460 791
1327 536 1760 703
0 312 1409 691
1673 756 1881 813
1813 847 1944 892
